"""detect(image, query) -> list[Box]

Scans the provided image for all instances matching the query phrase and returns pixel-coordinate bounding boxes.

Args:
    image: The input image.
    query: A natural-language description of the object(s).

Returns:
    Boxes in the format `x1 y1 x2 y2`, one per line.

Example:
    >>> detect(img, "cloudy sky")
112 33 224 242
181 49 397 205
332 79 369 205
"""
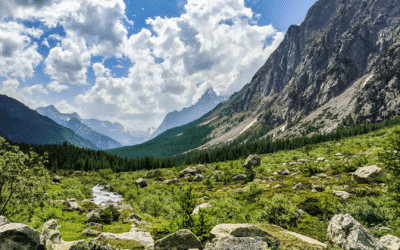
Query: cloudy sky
0 0 318 132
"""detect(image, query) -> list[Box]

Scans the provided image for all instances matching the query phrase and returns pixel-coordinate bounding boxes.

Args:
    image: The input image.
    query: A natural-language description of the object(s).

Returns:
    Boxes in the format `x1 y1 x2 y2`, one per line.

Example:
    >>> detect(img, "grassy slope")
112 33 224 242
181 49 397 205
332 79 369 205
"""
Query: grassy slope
23 124 399 249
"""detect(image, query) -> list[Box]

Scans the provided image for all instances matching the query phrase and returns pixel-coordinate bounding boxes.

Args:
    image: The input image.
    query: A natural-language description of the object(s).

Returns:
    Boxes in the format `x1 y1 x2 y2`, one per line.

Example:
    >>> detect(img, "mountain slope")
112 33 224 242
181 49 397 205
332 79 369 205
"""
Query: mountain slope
0 95 98 149
196 0 400 147
152 88 226 138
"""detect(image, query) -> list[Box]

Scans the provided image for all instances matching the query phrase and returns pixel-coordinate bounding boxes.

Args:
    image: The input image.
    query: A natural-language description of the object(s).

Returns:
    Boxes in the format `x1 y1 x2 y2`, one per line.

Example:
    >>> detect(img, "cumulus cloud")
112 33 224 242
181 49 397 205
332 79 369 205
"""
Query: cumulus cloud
76 0 284 130
0 78 43 108
0 22 43 80
55 100 77 113
47 81 68 93
44 31 91 84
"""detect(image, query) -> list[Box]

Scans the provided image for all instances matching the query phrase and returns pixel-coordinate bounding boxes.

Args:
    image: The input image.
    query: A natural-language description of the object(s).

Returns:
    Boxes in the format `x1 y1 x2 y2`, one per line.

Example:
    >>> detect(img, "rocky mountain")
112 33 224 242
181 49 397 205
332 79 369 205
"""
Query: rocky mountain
152 88 226 138
0 95 98 149
195 0 400 147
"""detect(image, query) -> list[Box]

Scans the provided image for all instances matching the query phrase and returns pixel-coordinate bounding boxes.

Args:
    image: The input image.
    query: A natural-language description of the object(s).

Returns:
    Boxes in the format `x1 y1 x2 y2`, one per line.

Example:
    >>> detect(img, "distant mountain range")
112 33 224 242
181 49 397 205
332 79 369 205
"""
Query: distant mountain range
0 95 98 149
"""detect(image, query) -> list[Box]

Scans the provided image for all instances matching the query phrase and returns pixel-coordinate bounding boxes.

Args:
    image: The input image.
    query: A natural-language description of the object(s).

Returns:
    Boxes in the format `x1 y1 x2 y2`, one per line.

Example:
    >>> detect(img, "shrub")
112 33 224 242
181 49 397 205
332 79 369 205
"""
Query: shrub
99 168 113 180
254 194 297 228
301 162 323 177
100 207 113 224
208 195 249 224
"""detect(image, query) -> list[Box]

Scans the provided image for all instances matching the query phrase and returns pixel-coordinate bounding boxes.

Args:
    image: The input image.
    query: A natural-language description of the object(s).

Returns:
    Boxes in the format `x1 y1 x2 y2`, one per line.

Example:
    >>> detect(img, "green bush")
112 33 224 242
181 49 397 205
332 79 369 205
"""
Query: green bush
99 168 113 180
254 194 297 228
100 207 113 224
209 195 249 224
300 163 323 177
81 202 98 210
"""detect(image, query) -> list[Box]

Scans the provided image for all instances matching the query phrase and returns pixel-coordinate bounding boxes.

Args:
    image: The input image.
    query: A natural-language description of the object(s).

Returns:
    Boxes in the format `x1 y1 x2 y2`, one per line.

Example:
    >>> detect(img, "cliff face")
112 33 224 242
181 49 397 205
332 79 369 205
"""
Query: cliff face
208 0 400 141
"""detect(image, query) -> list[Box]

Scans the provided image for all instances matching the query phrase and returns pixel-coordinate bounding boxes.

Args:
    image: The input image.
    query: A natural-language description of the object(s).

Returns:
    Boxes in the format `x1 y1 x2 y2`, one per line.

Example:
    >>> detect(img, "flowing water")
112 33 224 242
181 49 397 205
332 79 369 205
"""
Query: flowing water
91 184 123 206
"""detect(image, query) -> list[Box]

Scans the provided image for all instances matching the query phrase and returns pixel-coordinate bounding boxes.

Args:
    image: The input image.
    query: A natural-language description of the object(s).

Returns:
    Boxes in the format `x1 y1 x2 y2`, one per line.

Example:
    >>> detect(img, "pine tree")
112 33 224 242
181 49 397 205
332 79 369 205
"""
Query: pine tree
175 185 197 229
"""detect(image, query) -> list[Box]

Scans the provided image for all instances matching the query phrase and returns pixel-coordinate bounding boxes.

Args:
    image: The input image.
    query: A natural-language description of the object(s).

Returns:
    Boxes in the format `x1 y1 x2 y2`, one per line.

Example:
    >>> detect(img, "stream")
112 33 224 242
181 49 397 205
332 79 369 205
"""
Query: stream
91 185 123 206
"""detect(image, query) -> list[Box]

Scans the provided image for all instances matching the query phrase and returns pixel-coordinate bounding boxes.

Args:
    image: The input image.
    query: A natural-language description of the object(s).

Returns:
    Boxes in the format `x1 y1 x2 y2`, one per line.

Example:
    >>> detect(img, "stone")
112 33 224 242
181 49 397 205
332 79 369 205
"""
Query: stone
88 239 115 250
193 174 205 182
268 176 276 182
293 182 305 191
242 154 261 168
232 174 247 182
372 226 391 231
118 203 133 212
335 153 343 157
282 231 327 249
353 165 386 183
82 229 101 237
53 175 62 183
154 229 203 250
144 169 161 178
0 221 41 250
100 204 120 222
380 235 400 250
327 214 385 250
192 203 212 215
41 219 62 245
311 184 325 193
65 198 81 211
179 165 210 177
0 216 9 227
289 162 297 166
163 178 179 185
85 222 103 231
282 169 291 175
297 159 306 163
272 184 282 189
205 224 279 250
316 157 325 162
127 213 142 221
98 227 154 249
87 209 101 223
295 209 306 218
135 178 148 188
203 196 210 200
213 170 224 175
166 170 173 173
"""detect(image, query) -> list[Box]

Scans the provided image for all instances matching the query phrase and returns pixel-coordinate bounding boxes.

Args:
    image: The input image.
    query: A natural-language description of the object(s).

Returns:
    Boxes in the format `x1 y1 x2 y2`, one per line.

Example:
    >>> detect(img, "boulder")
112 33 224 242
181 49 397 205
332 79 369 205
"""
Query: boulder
163 178 179 185
65 198 81 211
205 224 279 250
88 240 115 250
203 196 210 201
282 169 291 175
353 165 386 183
293 183 305 191
289 162 297 166
232 174 247 182
272 184 282 189
316 157 325 162
380 235 400 250
193 174 205 182
327 214 385 250
127 213 142 221
135 178 148 188
98 227 154 249
154 229 203 250
82 229 101 237
334 191 351 199
268 176 276 182
144 169 161 178
0 221 41 250
85 222 103 231
100 204 120 222
213 170 224 175
41 219 62 245
53 175 62 183
242 154 261 168
0 216 8 227
295 209 306 218
335 153 343 157
311 184 325 193
87 209 101 223
192 203 212 215
179 165 210 177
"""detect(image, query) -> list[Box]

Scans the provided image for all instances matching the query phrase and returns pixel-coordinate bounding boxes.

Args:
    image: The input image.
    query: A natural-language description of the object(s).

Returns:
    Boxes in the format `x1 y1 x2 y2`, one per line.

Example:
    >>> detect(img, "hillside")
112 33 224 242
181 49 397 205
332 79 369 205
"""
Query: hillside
0 95 98 149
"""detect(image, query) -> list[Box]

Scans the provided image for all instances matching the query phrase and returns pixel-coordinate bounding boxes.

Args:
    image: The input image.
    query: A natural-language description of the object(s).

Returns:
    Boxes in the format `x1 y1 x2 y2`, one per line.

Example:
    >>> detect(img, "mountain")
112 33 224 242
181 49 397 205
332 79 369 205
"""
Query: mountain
152 88 226 137
36 106 122 149
0 95 98 149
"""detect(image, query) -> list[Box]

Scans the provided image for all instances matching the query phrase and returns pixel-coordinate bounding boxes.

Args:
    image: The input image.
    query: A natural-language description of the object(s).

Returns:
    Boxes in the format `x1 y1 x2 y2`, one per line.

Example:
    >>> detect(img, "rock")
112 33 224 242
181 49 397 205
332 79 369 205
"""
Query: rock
82 229 101 237
127 213 142 221
87 209 101 223
311 184 325 193
232 174 247 182
135 178 148 188
85 222 103 231
82 199 95 204
335 153 343 157
64 198 81 211
154 229 202 250
289 162 297 166
295 209 306 218
193 174 205 182
316 157 325 162
163 178 179 185
333 191 351 199
327 214 385 250
100 204 120 222
272 184 282 189
179 165 210 177
213 170 224 175
282 169 291 175
166 170 173 173
41 219 62 245
53 175 62 183
297 159 306 163
88 239 115 250
192 203 212 215
0 220 41 250
144 169 161 178
205 224 279 250
0 216 9 227
268 176 276 182
282 231 327 249
372 226 391 231
118 203 133 212
98 227 154 249
293 182 305 190
353 165 386 183
242 154 261 168
380 235 400 250
203 196 210 201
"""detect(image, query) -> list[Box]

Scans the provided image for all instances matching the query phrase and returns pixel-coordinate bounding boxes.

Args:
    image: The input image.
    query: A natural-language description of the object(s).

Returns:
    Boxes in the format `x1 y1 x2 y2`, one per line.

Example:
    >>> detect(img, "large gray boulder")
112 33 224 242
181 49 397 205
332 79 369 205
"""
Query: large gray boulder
144 169 161 178
192 203 212 215
97 227 154 249
327 214 385 250
380 235 400 250
53 175 62 183
163 178 179 185
87 209 101 223
0 216 8 227
205 224 279 250
293 183 305 190
0 220 41 250
353 165 386 183
64 198 81 211
82 229 101 237
334 191 351 199
193 174 205 182
41 219 62 245
154 229 203 250
179 165 210 177
242 154 261 168
135 178 148 188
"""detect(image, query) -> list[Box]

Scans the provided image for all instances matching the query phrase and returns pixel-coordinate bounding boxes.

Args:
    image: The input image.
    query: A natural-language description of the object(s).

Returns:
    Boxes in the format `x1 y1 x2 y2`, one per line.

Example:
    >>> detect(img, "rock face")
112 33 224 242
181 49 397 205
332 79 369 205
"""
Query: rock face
65 198 81 211
242 154 261 168
154 229 203 250
205 224 279 250
353 165 386 183
192 203 212 215
179 165 210 177
327 214 385 250
380 235 400 250
135 178 148 188
0 218 41 250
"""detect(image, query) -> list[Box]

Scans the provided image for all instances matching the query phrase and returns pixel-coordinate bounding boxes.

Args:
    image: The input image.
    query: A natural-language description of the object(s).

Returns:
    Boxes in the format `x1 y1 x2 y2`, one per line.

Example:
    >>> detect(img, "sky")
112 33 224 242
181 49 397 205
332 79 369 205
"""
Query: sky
0 0 318 132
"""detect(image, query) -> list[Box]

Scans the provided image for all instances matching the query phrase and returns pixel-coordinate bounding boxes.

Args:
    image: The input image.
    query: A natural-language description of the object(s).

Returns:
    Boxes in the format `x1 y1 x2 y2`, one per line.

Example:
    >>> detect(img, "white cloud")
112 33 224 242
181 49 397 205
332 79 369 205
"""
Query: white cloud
75 0 284 131
0 22 43 80
21 84 48 95
0 78 42 108
47 81 69 93
44 31 91 84
42 38 50 48
55 100 77 113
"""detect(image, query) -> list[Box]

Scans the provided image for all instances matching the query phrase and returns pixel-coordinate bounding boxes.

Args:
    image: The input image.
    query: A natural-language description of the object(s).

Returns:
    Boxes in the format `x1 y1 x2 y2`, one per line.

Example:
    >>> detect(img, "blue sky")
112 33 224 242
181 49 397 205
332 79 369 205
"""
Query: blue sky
0 0 318 131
